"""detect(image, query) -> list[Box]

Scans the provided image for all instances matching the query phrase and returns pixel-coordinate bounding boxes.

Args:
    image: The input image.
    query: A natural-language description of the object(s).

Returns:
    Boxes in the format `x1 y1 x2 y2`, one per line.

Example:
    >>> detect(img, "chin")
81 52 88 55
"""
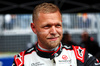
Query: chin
49 41 60 48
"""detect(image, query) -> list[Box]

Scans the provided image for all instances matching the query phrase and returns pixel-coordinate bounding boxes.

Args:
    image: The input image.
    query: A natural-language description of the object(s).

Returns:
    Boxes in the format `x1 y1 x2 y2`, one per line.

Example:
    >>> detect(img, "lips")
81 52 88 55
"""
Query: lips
47 36 59 41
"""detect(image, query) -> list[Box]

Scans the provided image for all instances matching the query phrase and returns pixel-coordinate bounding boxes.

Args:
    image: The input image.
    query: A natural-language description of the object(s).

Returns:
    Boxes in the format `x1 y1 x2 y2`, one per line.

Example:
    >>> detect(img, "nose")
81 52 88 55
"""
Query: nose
50 26 57 35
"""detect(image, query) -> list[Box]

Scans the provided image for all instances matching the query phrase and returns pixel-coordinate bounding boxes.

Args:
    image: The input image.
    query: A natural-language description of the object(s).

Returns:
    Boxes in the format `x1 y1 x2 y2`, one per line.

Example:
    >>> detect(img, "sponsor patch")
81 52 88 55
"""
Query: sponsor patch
31 62 44 66
62 55 68 60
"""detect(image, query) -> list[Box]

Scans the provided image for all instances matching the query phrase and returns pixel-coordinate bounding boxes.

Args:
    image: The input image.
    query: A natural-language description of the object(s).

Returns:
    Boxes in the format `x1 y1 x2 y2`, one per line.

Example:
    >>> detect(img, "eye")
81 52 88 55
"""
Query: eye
43 25 51 29
56 24 62 28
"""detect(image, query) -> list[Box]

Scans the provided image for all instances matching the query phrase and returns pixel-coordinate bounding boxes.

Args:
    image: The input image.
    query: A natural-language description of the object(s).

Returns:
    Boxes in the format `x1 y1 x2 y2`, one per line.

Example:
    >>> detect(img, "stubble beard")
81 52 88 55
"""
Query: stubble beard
45 37 61 49
37 32 63 49
38 37 61 49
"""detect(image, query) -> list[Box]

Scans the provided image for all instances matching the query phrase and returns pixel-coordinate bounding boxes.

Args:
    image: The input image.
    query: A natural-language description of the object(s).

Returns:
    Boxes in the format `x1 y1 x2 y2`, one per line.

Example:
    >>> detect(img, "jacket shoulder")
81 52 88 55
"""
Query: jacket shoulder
13 45 36 66
72 45 86 63
62 44 86 63
24 45 36 55
14 51 25 66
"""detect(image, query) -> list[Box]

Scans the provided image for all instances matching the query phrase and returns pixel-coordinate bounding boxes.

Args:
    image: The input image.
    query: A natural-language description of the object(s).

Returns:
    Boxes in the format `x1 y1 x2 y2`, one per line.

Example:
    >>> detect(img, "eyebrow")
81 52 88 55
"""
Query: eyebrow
42 22 62 26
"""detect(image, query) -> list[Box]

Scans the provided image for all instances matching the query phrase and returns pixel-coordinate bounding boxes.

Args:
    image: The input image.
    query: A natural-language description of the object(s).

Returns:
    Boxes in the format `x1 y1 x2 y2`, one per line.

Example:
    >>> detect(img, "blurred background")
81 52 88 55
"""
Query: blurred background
0 0 100 66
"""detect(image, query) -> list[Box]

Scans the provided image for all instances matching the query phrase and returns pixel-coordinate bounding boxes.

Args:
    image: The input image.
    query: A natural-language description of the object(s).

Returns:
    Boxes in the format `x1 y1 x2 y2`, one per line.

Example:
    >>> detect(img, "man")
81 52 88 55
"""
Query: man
80 31 100 58
12 3 100 66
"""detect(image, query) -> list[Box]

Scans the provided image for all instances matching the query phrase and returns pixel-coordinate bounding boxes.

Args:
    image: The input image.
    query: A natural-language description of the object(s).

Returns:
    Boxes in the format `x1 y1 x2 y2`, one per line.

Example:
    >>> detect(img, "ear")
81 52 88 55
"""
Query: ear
31 23 37 34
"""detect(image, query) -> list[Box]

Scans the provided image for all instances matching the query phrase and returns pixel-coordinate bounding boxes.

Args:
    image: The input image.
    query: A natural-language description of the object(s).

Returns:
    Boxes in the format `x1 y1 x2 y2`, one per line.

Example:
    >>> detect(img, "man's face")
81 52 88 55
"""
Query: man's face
31 11 63 49
81 32 88 42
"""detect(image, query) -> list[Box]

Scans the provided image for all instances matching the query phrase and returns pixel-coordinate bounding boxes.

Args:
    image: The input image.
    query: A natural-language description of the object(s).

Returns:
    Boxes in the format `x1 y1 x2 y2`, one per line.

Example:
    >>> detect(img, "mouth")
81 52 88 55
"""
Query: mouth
47 37 59 41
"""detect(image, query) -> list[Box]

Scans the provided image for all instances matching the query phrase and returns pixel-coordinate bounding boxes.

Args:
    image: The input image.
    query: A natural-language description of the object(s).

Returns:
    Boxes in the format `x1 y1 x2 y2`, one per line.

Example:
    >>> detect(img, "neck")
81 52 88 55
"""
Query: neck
38 44 59 51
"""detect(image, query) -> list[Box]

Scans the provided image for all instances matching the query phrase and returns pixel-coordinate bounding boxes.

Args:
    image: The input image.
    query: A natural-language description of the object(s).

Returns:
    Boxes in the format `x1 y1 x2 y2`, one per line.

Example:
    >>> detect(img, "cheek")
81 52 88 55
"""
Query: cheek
58 29 63 39
36 27 48 34
37 29 50 37
58 28 63 34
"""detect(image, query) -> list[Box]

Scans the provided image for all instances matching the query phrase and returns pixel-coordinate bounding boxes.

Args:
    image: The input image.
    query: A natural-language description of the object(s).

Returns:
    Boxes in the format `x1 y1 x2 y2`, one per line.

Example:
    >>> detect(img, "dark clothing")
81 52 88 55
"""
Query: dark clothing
62 41 77 46
80 36 100 56
12 43 100 66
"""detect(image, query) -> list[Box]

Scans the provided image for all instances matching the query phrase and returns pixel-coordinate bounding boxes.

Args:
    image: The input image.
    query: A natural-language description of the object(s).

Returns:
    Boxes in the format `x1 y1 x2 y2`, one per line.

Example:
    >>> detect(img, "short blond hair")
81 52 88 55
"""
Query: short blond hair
32 3 60 22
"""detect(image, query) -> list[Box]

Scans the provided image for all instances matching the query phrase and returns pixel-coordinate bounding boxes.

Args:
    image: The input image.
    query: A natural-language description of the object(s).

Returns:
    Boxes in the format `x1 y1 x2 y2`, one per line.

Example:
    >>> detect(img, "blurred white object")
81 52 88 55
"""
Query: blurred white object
5 14 11 23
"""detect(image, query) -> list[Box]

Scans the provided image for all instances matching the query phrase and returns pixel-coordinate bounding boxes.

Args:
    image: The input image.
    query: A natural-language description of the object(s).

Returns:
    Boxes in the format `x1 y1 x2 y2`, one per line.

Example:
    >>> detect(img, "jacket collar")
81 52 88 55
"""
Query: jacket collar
35 42 62 59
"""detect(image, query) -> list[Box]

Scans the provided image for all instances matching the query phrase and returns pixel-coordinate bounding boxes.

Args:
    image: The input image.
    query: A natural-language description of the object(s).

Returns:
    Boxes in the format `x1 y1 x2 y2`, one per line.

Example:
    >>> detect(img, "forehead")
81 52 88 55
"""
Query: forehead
38 11 61 22
39 11 61 18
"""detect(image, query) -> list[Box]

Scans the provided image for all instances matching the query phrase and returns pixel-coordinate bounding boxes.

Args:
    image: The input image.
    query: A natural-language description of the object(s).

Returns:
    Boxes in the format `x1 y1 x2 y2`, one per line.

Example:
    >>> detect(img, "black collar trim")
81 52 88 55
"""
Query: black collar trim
35 43 62 59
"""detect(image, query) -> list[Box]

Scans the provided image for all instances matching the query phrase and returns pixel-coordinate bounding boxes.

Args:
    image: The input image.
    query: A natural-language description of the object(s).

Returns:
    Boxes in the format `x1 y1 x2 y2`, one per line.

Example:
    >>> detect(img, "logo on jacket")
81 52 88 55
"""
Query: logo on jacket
77 47 83 57
14 51 25 66
58 55 71 64
62 55 68 60
88 53 93 58
73 46 85 63
31 62 44 66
